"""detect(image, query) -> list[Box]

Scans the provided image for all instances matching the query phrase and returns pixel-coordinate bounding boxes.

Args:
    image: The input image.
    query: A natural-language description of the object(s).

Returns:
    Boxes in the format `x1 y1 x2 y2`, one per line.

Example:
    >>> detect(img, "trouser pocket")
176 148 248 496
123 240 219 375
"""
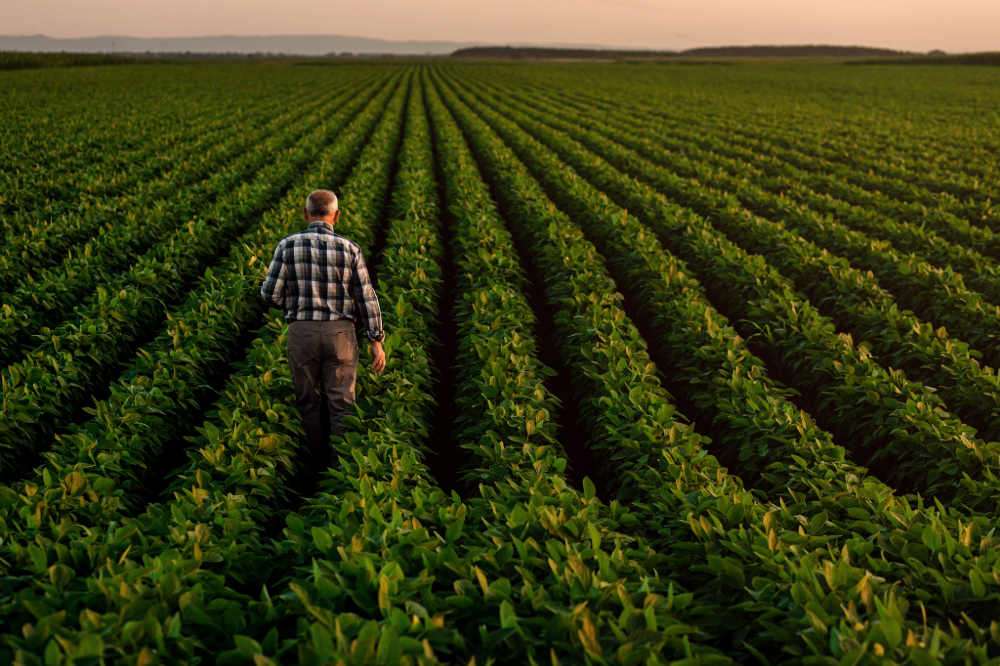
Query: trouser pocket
328 326 358 363
323 325 359 419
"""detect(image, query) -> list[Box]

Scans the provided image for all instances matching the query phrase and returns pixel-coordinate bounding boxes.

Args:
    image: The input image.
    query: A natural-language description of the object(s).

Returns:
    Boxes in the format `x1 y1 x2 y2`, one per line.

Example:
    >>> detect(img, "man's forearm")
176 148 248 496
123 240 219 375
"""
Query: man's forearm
261 291 285 311
356 296 384 341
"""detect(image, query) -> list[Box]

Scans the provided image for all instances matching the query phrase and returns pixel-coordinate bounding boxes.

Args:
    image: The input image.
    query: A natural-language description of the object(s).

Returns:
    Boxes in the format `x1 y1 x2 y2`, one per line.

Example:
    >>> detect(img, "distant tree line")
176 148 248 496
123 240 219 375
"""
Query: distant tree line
0 52 167 71
851 52 1000 66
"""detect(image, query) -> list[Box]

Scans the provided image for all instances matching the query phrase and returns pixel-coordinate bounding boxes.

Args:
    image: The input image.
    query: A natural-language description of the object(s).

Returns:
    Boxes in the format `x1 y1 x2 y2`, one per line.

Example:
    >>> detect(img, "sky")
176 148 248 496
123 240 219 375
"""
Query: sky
3 0 997 53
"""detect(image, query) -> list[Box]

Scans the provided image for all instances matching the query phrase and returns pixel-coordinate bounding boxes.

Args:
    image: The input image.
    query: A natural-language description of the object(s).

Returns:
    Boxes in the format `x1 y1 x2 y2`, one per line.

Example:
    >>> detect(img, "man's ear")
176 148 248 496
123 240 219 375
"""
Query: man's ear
333 209 341 224
303 207 310 222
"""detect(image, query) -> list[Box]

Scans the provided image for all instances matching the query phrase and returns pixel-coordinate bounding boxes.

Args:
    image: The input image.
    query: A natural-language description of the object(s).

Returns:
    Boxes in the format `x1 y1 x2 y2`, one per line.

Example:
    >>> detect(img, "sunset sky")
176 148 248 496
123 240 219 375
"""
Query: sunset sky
4 0 997 53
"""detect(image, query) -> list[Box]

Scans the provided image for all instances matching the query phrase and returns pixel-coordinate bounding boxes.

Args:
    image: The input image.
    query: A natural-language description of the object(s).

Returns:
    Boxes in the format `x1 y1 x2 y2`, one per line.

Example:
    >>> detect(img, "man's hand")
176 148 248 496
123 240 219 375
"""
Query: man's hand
370 340 386 375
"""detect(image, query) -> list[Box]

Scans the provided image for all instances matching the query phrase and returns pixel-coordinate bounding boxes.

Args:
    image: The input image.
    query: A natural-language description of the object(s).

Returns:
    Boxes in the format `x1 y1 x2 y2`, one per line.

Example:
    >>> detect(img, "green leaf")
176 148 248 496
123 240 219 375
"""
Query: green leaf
589 523 601 550
970 569 986 597
500 600 518 629
874 596 903 648
45 639 61 665
446 596 474 609
286 513 305 536
76 634 104 658
922 526 942 552
446 513 465 542
48 564 72 589
233 636 262 657
375 625 401 663
27 544 47 572
509 503 528 527
311 527 334 554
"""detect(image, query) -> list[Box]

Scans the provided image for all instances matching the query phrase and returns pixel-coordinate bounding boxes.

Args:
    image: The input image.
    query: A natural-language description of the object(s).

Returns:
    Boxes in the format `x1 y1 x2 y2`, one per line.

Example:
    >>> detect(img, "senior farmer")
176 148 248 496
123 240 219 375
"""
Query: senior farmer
261 190 386 475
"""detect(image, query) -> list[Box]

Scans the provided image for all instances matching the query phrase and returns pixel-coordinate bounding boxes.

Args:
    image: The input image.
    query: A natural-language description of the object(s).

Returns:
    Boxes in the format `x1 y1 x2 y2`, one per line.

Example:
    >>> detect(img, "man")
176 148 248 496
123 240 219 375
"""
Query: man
261 190 386 476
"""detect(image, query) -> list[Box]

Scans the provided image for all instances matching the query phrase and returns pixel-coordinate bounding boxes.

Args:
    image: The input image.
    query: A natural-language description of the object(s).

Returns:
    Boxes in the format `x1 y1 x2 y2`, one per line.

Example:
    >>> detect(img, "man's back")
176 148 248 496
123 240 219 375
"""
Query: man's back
261 220 383 336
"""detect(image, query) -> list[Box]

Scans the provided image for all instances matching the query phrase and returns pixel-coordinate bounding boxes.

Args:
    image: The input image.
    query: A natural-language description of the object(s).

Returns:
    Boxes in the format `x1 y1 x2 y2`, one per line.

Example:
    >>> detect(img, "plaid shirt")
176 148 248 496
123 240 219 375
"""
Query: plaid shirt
261 222 385 341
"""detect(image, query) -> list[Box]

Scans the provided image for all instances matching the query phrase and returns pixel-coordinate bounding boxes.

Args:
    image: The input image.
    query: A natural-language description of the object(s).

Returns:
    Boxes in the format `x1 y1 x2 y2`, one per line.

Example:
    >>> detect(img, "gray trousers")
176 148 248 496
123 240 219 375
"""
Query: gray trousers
287 319 359 471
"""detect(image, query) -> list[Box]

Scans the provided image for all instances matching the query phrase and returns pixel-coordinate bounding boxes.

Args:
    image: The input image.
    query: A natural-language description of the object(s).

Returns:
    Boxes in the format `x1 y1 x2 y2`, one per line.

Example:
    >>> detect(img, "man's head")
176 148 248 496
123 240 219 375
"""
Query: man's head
304 190 340 225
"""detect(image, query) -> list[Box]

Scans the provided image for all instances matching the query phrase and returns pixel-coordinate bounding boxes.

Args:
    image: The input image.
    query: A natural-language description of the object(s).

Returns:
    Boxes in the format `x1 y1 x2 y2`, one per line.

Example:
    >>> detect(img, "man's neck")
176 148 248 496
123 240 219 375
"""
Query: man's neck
307 218 334 227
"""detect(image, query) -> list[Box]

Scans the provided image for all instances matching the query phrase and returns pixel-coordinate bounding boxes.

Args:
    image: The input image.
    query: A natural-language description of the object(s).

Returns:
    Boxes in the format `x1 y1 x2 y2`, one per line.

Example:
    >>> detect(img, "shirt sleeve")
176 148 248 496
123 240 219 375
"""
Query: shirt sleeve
260 241 287 310
350 247 385 342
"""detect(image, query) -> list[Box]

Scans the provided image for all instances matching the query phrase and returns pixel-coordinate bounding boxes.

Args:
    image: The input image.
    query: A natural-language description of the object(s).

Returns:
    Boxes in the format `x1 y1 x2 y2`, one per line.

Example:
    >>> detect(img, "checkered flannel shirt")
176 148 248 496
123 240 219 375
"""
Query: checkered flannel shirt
261 222 385 342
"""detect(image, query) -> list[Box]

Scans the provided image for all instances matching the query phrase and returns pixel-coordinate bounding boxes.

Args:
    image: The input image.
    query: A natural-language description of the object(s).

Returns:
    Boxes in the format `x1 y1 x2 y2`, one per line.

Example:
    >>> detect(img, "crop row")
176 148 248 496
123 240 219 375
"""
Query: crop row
437 70 1000 661
503 66 999 214
0 68 199 195
3 62 999 665
461 73 1000 488
205 69 725 666
478 74 1000 368
654 102 997 233
0 78 354 365
0 68 413 666
531 76 1000 225
0 72 398 478
544 84 1000 309
212 71 463 665
0 74 363 294
225 73 470 664
285 69 719 664
466 77 1000 453
587 67 997 197
0 65 351 220
527 81 1000 282
461 73 1000 505
421 74 700 662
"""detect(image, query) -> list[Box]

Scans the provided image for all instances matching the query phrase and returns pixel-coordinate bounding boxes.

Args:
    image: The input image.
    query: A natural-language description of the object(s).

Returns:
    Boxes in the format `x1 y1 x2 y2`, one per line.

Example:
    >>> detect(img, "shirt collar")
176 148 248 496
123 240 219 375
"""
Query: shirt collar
307 221 336 234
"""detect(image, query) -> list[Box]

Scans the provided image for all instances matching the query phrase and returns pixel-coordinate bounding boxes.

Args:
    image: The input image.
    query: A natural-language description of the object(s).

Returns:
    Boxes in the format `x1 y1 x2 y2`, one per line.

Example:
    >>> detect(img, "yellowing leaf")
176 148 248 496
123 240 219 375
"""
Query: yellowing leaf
194 523 211 544
578 611 602 655
64 472 86 494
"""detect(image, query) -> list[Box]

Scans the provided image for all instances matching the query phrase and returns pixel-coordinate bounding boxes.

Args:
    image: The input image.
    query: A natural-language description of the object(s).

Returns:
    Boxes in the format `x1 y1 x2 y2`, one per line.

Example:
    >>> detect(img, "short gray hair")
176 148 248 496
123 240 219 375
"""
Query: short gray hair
306 190 338 217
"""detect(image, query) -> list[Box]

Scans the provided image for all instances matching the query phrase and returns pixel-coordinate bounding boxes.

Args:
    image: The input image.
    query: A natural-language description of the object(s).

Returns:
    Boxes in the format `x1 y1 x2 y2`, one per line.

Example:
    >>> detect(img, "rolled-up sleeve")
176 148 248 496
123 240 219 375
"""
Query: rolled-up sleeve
350 249 384 342
261 242 287 310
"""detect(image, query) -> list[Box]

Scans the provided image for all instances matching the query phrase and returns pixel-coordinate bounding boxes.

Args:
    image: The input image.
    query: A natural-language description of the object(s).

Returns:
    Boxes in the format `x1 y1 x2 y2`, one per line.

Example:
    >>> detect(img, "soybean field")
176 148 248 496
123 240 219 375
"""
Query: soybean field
2 60 1000 665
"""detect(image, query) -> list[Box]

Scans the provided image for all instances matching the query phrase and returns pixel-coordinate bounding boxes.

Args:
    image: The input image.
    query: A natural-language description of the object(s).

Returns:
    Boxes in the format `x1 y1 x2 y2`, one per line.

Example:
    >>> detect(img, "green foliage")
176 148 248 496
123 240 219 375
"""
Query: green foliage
0 79 349 363
0 68 406 664
436 67 1000 660
4 60 1000 665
